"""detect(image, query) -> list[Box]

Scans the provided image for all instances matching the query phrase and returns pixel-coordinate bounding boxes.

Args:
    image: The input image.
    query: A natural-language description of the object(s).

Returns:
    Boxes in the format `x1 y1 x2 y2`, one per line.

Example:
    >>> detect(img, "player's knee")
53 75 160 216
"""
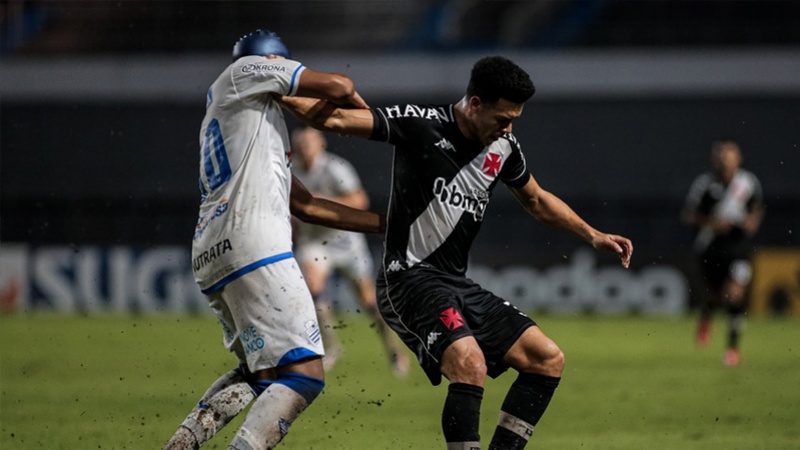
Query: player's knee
274 372 325 404
546 347 566 376
442 352 487 385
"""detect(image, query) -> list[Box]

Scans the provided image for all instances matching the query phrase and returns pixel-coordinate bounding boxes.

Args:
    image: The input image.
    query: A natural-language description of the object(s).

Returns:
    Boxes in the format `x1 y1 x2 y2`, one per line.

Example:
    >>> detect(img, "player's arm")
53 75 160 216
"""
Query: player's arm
331 189 369 210
279 96 375 138
290 175 385 233
509 174 633 268
294 68 369 109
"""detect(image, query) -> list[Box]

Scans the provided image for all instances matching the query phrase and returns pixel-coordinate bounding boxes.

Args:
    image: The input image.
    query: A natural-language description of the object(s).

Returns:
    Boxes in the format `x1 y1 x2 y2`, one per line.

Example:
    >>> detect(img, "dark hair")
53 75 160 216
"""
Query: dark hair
712 137 740 151
466 56 535 104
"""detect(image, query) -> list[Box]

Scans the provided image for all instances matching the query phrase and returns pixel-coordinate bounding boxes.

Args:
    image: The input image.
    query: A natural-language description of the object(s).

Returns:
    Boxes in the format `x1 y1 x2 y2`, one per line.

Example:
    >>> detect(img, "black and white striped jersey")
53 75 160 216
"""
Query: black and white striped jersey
369 103 530 277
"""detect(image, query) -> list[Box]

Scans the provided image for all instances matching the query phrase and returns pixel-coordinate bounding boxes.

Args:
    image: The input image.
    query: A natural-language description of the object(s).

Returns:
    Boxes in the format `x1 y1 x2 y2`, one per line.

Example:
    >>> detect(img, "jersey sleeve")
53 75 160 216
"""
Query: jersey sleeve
684 173 711 212
499 134 531 188
746 171 764 211
368 104 425 145
230 56 305 100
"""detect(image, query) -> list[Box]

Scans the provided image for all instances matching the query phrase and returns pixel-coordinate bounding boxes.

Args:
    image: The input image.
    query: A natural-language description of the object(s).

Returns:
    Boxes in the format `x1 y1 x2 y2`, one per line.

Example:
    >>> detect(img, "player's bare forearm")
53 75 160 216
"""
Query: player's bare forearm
279 96 374 138
294 198 385 234
290 175 384 233
512 180 633 268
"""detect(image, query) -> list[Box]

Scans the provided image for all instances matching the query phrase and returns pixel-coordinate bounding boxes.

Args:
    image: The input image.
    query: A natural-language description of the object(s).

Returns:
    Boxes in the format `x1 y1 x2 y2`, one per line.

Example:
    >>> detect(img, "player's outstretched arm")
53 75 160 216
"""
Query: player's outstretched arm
510 175 633 268
279 96 375 138
294 68 369 108
289 175 385 234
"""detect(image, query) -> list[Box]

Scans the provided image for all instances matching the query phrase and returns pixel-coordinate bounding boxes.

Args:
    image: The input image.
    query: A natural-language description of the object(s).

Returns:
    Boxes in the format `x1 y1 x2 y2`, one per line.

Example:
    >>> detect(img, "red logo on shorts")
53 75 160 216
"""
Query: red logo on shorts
439 307 465 330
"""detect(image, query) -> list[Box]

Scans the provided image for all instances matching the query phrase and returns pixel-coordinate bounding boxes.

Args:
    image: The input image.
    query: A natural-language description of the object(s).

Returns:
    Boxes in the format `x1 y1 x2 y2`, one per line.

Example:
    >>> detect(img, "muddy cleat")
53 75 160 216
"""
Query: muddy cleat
723 348 741 367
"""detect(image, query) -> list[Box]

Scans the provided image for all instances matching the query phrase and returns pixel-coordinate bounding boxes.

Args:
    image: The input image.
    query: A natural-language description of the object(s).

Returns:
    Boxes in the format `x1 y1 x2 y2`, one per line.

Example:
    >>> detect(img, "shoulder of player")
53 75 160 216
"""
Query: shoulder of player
498 132 522 151
228 56 300 81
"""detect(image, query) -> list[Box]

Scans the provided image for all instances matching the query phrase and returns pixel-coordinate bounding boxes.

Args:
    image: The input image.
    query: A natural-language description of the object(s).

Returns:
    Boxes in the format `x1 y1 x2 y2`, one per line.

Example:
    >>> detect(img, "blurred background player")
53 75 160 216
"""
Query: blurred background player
290 126 410 376
163 29 382 450
682 139 764 367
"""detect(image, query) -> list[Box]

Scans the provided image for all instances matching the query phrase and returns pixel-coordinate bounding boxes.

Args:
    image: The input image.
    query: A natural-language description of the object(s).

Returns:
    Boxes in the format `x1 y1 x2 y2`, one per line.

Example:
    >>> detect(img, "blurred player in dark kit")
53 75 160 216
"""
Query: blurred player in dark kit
281 56 633 449
163 29 383 450
682 139 764 367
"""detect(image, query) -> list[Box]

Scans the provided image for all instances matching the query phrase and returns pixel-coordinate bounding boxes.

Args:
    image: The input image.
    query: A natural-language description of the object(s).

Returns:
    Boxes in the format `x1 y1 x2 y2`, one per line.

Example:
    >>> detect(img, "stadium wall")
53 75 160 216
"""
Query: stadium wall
2 50 798 316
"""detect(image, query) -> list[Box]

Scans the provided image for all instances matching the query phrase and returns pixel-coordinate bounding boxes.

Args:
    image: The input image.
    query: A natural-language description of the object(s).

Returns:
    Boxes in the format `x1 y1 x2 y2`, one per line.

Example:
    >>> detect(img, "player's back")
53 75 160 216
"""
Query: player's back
192 56 306 293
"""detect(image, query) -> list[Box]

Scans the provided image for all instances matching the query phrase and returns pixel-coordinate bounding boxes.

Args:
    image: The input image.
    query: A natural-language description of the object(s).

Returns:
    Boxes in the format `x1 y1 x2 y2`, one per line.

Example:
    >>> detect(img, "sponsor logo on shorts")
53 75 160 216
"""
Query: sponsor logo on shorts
439 307 465 330
305 320 321 344
240 325 266 355
427 331 442 347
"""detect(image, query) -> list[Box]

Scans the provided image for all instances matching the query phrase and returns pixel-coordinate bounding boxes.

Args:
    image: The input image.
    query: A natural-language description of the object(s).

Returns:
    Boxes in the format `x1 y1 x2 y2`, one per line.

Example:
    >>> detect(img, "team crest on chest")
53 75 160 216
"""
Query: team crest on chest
482 152 503 177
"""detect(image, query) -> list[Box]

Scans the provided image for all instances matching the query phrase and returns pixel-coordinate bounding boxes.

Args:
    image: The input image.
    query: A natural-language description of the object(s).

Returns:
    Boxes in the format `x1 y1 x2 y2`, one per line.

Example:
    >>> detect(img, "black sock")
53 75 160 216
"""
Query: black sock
727 304 745 348
488 373 561 450
442 383 483 447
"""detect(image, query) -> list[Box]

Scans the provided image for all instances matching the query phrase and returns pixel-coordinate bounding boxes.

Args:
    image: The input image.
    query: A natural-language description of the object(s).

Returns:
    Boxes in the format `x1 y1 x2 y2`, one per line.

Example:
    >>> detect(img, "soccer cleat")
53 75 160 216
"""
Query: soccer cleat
723 348 741 367
695 320 711 347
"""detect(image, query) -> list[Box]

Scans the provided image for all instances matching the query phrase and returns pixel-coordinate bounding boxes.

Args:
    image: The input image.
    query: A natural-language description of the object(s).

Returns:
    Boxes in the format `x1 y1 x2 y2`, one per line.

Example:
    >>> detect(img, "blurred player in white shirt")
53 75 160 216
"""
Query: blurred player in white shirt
164 29 383 450
291 126 410 376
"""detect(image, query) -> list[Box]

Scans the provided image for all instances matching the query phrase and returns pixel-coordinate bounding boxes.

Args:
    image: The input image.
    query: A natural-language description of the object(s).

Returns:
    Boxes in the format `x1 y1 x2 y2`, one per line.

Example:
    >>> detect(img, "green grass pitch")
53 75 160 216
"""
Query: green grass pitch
1 313 798 449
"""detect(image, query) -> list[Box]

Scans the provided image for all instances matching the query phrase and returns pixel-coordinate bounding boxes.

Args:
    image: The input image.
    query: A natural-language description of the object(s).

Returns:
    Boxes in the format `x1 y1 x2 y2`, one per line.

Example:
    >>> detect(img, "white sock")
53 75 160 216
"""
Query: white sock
228 383 310 450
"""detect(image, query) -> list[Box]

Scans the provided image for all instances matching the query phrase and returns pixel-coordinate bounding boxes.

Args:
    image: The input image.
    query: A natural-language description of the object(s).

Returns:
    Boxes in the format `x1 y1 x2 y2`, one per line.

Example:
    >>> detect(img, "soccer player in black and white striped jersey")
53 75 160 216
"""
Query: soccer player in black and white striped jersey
682 139 764 367
281 56 633 450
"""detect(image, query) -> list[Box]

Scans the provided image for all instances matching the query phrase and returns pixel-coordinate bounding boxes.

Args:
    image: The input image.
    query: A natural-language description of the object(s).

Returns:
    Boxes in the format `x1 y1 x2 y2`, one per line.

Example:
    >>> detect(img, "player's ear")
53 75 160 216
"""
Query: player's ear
467 96 483 114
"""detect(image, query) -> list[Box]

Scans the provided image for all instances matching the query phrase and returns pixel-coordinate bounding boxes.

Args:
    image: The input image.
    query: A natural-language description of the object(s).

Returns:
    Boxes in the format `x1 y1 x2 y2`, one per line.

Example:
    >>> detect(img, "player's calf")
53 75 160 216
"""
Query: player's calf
163 368 256 450
229 372 325 450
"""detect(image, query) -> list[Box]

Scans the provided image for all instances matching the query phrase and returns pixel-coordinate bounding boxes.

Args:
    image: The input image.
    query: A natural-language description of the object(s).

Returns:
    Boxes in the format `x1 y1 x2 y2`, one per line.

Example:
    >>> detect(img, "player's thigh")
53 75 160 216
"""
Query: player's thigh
218 260 325 372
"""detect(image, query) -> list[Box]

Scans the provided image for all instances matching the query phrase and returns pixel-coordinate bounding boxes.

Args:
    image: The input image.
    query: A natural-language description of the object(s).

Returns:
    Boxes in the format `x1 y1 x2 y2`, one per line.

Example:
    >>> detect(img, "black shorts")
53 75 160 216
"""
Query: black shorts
700 238 752 289
376 264 536 385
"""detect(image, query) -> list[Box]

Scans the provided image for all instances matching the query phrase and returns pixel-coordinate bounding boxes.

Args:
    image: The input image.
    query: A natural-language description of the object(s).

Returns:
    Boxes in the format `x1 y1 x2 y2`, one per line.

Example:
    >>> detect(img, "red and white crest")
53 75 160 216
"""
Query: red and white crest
482 152 502 177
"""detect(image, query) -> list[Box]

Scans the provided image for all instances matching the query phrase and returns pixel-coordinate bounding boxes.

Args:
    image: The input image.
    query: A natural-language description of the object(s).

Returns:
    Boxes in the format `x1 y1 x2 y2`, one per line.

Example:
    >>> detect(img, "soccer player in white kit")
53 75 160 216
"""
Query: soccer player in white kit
291 126 410 375
163 29 382 450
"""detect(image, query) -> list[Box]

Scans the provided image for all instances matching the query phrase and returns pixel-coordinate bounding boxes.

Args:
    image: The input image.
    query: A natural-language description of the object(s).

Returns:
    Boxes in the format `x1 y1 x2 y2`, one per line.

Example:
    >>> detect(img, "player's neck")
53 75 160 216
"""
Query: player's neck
453 98 478 142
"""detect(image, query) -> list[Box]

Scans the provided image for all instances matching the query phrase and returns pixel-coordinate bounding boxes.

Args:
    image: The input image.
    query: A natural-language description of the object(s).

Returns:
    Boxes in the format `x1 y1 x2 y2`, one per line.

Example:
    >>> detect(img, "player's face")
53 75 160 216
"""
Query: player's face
471 98 524 146
712 142 741 182
293 129 326 169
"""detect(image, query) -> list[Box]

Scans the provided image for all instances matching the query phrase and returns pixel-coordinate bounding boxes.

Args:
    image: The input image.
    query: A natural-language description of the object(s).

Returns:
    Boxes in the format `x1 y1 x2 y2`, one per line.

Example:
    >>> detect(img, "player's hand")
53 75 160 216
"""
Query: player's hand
341 90 369 109
592 234 633 269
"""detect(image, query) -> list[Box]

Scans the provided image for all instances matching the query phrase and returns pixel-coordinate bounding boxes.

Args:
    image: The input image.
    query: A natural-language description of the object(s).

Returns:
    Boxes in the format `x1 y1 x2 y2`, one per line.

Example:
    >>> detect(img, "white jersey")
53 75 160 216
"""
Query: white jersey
192 56 306 293
292 152 364 246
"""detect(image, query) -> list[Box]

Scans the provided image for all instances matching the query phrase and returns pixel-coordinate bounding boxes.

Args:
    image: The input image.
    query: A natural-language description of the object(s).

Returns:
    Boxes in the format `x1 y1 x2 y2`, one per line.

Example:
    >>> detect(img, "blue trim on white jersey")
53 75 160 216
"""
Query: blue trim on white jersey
201 251 294 294
288 64 304 96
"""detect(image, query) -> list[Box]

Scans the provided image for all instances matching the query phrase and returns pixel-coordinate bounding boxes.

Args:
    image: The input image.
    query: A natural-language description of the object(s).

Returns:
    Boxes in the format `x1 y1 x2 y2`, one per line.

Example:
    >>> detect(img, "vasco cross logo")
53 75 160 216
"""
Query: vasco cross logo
439 307 465 330
482 152 503 177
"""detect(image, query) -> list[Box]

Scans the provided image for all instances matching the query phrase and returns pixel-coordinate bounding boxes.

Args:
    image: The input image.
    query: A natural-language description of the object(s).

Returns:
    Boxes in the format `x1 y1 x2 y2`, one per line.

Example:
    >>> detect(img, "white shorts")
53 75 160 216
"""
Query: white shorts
206 258 324 372
295 233 374 282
